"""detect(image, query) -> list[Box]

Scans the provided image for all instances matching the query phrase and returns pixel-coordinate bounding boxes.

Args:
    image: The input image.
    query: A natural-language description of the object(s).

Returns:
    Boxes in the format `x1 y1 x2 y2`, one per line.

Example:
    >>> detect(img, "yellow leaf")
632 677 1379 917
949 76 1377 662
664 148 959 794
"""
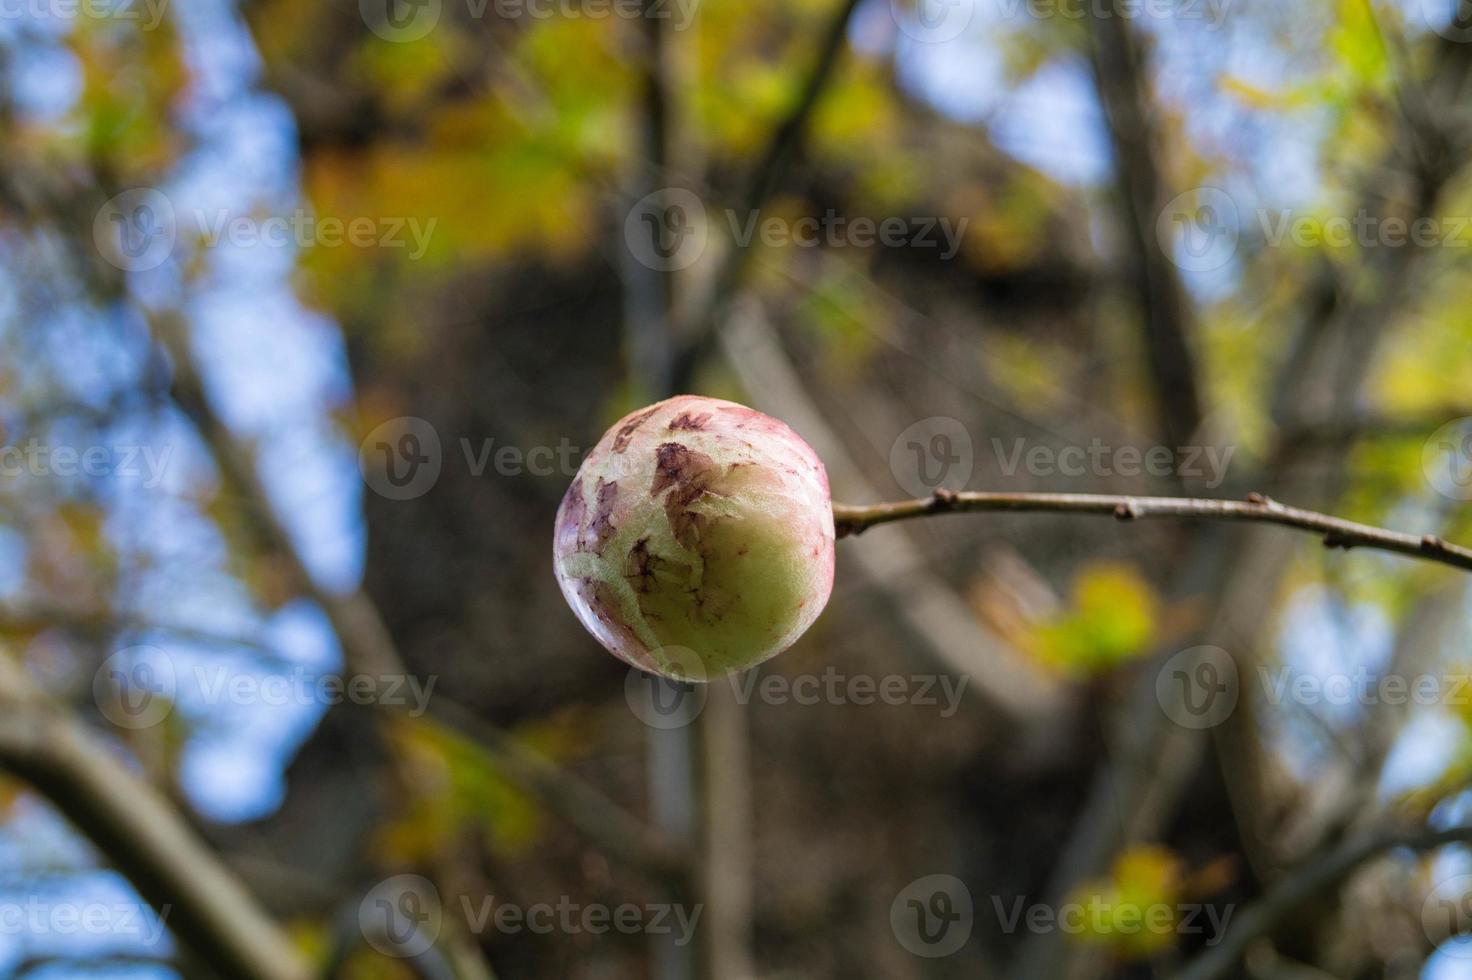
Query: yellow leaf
1033 562 1159 675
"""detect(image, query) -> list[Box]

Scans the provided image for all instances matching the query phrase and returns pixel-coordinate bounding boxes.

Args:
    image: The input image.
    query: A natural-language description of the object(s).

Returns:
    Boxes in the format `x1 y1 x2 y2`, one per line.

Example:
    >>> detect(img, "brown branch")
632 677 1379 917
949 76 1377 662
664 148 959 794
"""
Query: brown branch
669 0 864 389
0 174 315 980
1280 405 1472 451
0 600 294 668
0 662 310 980
832 489 1472 573
1020 23 1472 980
621 0 677 398
1175 824 1472 980
156 315 695 892
3 147 695 948
1086 10 1203 450
429 698 694 891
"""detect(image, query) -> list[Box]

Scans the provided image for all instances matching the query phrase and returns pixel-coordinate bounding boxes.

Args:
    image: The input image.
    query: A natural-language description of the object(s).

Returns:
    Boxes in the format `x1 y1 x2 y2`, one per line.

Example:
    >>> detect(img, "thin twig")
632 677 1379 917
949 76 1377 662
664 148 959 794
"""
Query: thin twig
832 490 1472 573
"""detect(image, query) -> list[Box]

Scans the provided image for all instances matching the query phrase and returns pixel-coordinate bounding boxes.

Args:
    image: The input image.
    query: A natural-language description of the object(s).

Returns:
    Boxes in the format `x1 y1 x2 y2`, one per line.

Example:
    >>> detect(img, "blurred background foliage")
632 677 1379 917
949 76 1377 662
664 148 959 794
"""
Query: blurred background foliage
3 0 1472 976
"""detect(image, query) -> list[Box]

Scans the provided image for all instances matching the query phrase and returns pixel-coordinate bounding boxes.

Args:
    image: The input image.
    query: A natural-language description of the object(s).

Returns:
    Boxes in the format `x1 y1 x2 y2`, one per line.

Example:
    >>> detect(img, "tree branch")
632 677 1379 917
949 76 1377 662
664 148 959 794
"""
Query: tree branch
722 303 1066 724
833 490 1472 573
156 316 696 892
429 698 694 891
1175 825 1472 980
0 661 310 980
621 0 677 398
669 0 864 388
1086 9 1204 451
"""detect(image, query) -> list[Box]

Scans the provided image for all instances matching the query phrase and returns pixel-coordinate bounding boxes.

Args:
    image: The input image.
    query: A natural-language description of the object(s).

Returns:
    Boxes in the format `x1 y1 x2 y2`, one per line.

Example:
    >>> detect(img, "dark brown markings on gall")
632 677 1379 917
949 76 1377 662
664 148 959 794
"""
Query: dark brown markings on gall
626 537 657 593
668 411 712 432
626 539 695 616
560 478 587 552
652 442 716 494
652 442 722 550
612 405 660 453
588 478 619 553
